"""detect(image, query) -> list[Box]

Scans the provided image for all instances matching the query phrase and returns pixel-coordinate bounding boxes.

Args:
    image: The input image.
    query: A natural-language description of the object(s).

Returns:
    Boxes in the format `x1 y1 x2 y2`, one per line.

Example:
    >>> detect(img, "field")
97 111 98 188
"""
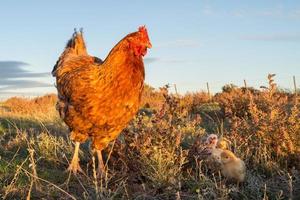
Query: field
0 75 299 200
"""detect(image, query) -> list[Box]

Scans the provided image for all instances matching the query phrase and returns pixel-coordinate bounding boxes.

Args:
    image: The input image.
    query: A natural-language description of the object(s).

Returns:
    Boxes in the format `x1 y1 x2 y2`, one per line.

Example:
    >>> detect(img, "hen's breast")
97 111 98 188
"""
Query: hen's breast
90 61 144 138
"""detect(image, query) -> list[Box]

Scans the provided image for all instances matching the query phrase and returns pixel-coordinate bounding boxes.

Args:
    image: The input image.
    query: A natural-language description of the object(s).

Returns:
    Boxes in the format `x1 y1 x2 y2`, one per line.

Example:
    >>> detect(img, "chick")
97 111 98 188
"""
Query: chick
220 150 246 183
188 134 226 171
205 134 230 150
205 134 218 149
189 134 218 159
202 134 223 172
216 138 230 150
208 148 223 167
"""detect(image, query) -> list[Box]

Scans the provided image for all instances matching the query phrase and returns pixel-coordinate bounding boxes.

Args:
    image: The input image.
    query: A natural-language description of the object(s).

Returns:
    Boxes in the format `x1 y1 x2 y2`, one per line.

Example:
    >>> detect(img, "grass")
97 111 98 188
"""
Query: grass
0 75 299 199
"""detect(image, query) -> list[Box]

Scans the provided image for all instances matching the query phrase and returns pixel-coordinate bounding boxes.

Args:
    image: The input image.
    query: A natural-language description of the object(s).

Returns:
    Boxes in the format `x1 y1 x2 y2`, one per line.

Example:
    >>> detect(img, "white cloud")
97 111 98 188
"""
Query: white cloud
202 5 214 16
257 7 283 17
240 33 300 41
228 6 300 19
289 9 300 18
156 39 201 48
231 10 246 17
144 57 198 65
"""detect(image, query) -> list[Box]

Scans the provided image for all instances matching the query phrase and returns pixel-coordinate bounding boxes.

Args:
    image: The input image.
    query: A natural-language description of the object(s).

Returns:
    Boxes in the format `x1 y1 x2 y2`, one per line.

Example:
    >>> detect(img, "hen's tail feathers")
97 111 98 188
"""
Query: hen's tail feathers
66 28 88 56
52 28 88 77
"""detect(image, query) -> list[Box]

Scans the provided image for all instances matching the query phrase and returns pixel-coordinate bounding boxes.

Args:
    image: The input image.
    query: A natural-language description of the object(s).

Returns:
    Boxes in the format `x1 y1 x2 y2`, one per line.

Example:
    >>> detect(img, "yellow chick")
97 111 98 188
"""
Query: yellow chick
217 138 230 150
220 150 246 183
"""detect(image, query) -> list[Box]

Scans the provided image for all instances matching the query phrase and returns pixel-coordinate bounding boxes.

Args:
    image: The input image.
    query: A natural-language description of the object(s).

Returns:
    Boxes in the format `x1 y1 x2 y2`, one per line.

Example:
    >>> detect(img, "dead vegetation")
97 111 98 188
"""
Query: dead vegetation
0 75 299 199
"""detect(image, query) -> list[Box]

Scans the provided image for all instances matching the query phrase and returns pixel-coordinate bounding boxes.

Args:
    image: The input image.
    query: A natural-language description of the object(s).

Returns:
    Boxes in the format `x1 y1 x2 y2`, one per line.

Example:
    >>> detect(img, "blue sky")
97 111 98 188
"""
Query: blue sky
0 0 299 98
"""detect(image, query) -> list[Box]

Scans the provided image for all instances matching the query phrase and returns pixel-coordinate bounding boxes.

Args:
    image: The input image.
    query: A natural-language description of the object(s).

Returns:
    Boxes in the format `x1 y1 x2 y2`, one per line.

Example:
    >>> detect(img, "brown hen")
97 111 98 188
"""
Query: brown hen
52 27 151 174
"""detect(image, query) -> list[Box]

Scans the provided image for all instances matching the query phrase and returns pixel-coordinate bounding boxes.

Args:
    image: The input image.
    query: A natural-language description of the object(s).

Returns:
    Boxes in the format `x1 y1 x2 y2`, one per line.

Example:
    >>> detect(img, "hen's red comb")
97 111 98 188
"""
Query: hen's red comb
138 25 151 48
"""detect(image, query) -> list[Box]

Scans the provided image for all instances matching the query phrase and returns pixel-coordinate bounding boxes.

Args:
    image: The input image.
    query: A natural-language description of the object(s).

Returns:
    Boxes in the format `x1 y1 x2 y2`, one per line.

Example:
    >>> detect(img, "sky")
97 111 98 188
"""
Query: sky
0 0 300 98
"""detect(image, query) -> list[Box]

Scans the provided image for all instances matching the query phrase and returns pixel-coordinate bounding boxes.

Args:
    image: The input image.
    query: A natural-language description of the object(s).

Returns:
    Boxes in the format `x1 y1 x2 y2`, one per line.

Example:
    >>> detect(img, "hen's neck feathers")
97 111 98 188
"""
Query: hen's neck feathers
103 33 141 63
101 33 144 79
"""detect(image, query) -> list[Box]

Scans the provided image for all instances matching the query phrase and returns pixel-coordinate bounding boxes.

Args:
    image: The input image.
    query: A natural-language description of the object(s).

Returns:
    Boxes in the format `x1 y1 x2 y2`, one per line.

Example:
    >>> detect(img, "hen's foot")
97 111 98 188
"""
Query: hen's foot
96 149 106 178
67 141 83 174
67 157 83 174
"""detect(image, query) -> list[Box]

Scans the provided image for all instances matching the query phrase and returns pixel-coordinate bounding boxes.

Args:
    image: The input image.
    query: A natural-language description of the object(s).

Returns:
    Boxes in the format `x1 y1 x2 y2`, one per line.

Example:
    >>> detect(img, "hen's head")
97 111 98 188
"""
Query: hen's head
128 26 152 57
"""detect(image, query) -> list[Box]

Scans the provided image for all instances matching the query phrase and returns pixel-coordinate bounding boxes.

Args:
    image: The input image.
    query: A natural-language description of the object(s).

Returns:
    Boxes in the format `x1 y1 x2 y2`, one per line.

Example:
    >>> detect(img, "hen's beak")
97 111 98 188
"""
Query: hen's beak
146 42 152 49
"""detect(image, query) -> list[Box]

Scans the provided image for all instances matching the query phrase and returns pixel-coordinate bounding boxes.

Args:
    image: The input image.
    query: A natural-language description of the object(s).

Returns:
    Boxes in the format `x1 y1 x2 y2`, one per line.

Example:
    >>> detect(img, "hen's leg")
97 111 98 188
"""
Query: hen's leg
67 142 83 174
96 149 105 176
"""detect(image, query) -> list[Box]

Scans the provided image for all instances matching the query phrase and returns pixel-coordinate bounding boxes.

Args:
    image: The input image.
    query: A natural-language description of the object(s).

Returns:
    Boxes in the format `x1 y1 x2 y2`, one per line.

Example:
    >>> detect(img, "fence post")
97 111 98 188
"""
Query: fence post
206 82 211 100
244 79 247 89
293 76 297 103
174 84 178 96
293 76 297 95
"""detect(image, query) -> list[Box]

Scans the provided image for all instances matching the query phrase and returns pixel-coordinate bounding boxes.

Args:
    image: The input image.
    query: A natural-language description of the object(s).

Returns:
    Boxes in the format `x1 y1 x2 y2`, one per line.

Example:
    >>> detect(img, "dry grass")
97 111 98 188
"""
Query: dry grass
0 76 299 199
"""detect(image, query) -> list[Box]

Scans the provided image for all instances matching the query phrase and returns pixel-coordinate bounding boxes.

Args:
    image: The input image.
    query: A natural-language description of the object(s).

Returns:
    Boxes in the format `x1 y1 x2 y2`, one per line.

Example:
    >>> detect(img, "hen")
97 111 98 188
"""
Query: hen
52 26 151 174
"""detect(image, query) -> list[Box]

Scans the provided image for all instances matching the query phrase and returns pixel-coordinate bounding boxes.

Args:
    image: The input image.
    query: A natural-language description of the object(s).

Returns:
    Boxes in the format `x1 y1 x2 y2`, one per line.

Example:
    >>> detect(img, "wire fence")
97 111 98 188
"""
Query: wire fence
167 75 299 95
0 75 299 100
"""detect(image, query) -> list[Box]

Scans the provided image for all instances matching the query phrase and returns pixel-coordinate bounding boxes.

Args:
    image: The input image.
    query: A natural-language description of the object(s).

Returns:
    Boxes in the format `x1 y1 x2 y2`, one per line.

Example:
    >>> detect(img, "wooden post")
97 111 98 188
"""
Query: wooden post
293 76 297 95
174 84 178 96
293 76 297 104
244 79 247 89
206 82 211 99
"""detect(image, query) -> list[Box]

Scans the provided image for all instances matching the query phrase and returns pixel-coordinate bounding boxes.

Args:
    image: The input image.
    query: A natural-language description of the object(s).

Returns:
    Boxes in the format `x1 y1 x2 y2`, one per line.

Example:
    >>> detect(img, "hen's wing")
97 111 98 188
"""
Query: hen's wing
56 60 96 131
57 56 115 131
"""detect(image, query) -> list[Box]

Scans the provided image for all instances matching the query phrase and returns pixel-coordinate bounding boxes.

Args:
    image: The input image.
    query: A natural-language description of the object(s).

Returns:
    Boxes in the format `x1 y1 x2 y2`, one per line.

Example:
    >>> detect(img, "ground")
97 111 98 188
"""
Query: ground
0 77 300 199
